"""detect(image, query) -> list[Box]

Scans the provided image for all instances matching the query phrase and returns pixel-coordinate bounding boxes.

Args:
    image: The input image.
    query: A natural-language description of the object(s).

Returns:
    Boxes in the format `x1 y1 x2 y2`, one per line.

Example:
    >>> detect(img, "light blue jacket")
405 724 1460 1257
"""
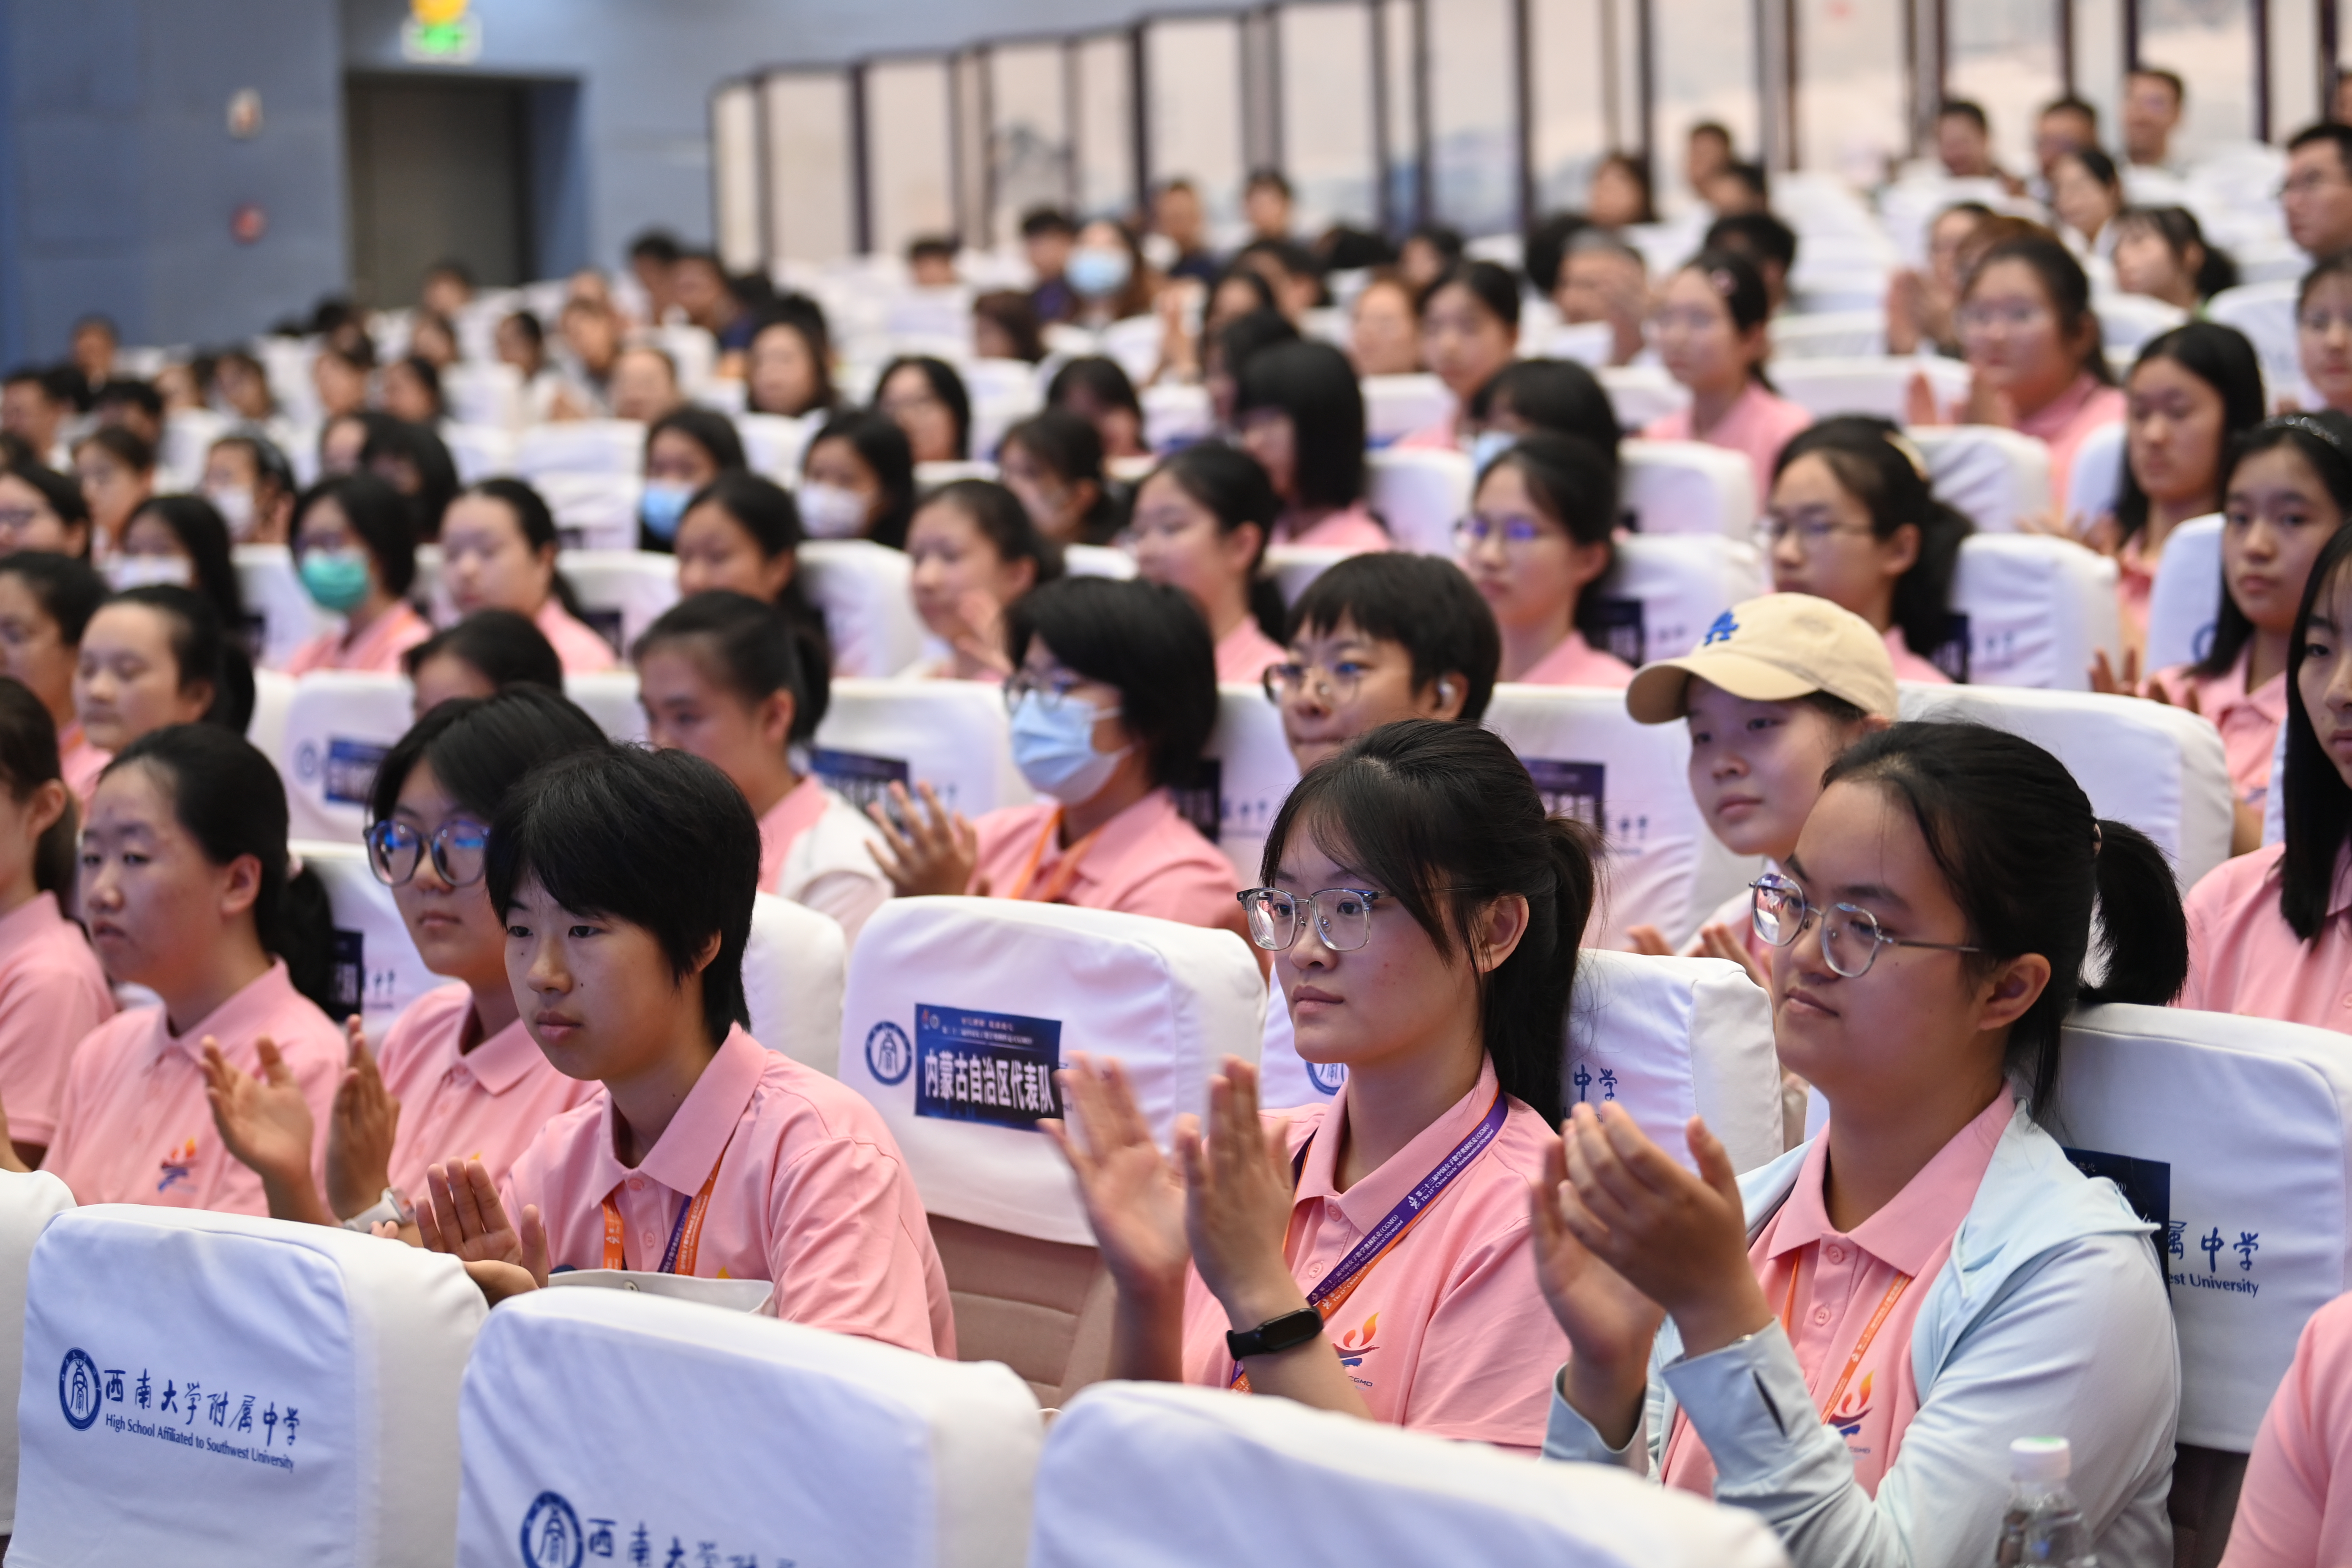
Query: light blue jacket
1542 1103 2180 1568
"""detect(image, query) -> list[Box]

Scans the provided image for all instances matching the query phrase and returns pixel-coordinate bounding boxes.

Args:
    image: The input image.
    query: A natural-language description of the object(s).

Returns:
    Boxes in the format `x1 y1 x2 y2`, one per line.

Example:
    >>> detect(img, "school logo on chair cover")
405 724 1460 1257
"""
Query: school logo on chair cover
57 1347 99 1430
519 1490 585 1568
865 1020 914 1085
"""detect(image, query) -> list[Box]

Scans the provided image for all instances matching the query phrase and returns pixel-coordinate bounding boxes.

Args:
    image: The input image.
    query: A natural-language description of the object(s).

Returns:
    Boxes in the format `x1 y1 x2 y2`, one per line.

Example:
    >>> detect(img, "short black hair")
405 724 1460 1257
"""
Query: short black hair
358 418 459 541
1420 260 1522 330
93 378 163 423
906 234 958 263
1706 210 1799 272
487 746 760 1048
369 683 610 828
1466 359 1623 457
130 494 244 630
1007 577 1217 790
425 257 476 288
628 229 684 265
1287 555 1500 722
1020 206 1077 240
4 465 92 553
1045 356 1143 423
0 550 104 642
2040 94 2099 129
0 678 72 897
2128 66 2185 103
2290 122 2352 178
646 406 748 475
1712 161 1771 202
1245 167 1293 200
106 585 250 734
293 472 418 597
76 424 154 474
1939 99 1990 132
634 590 823 742
403 608 565 698
1233 340 1366 511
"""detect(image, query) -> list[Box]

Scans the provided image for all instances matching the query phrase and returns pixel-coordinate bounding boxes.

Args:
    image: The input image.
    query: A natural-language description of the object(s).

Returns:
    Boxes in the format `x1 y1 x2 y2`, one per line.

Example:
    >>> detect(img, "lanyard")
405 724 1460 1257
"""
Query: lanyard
600 1127 737 1275
1003 809 1107 905
1230 1093 1507 1390
1780 1252 1914 1421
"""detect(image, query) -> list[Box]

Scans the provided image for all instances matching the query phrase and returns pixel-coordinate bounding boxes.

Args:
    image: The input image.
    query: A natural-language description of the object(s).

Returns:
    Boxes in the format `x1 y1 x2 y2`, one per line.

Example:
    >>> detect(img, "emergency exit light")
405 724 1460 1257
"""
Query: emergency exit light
402 0 481 63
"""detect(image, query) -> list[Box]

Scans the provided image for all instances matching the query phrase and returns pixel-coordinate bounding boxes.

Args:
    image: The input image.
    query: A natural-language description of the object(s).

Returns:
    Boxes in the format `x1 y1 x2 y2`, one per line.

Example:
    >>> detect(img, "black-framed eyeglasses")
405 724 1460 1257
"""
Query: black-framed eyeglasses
1748 871 1982 978
367 818 490 888
1237 886 1385 952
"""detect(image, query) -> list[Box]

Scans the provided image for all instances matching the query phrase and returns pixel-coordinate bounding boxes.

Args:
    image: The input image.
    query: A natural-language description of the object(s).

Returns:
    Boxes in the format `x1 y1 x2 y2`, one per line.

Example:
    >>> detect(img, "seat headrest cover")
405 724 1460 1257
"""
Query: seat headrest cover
838 898 1265 1245
458 1289 1039 1568
15 1204 485 1567
1568 950 1783 1176
1030 1381 1786 1568
0 1171 72 1533
2051 1003 2352 1450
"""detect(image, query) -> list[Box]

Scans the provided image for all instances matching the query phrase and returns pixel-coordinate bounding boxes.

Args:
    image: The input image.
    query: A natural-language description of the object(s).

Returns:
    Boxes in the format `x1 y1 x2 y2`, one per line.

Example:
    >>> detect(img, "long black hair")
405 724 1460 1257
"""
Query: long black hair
1234 340 1368 512
681 471 833 699
1143 441 1285 639
295 471 419 598
1261 719 1597 1127
107 585 253 735
368 684 611 830
125 495 243 633
633 590 828 744
1679 248 1775 388
874 355 972 461
402 609 564 697
2114 323 2265 551
2192 411 2352 681
460 478 586 621
804 411 916 550
1481 433 1622 649
1822 723 2189 1115
1964 231 2114 386
2280 524 2352 939
0 678 74 896
1773 416 1975 663
1466 360 1623 463
1000 410 1124 547
104 723 341 1016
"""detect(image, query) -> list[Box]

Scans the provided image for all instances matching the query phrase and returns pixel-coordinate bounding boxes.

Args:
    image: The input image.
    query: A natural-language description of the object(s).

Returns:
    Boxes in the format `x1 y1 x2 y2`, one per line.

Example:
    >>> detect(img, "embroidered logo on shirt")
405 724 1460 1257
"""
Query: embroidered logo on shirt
156 1138 198 1194
1333 1311 1380 1369
1827 1370 1873 1442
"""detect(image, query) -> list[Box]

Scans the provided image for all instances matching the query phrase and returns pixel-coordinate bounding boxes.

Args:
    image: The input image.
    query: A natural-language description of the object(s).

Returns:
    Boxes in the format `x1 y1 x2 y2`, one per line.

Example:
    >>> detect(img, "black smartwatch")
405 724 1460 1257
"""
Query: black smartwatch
1226 1307 1323 1362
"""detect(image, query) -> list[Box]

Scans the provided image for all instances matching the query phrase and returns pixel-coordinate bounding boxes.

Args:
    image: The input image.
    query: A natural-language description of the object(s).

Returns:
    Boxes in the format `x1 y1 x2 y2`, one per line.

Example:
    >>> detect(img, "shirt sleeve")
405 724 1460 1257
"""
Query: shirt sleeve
0 966 112 1146
766 1124 943 1356
1661 1232 2176 1568
2222 1294 2352 1568
1395 1218 1574 1454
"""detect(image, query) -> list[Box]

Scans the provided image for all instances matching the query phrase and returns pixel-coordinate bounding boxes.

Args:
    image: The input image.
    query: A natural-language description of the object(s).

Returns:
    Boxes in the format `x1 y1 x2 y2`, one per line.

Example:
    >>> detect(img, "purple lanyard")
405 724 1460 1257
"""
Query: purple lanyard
1294 1092 1508 1311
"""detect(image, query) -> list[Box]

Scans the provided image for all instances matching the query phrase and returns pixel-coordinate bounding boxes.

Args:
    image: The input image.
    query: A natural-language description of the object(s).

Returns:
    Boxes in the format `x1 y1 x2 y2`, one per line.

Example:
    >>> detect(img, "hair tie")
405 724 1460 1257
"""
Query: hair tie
1884 432 1930 480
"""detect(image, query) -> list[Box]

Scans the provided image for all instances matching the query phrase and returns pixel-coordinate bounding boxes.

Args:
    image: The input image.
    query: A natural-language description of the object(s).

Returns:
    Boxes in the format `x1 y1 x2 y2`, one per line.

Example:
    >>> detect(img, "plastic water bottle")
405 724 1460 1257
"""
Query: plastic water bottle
1994 1436 2095 1566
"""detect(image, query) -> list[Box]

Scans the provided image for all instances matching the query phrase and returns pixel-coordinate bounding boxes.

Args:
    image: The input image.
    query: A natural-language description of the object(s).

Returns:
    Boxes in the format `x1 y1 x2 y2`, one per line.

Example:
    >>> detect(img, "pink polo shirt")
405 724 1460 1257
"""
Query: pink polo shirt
376 983 599 1213
60 725 109 812
1663 1086 2013 1498
756 773 890 942
2227 1288 2352 1566
1516 631 1634 689
2180 843 2352 1033
45 961 343 1214
1277 504 1392 552
2014 381 2125 515
281 599 432 676
1179 1058 1571 1452
1643 381 1815 509
501 1023 954 1356
969 788 1239 931
2151 651 2288 808
1885 626 1951 685
534 598 618 674
0 892 112 1148
1215 618 1286 685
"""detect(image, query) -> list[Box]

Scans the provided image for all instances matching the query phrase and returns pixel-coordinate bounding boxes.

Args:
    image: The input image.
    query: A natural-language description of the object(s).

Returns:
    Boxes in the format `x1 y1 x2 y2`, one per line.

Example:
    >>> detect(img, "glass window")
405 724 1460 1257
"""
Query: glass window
864 57 955 259
2139 0 2256 158
988 43 1072 249
1944 0 2061 175
1650 0 1758 210
1279 2 1381 231
710 82 762 274
1143 16 1247 231
1794 0 1903 183
1527 0 1609 212
1426 0 1521 234
1073 33 1135 220
763 72 854 266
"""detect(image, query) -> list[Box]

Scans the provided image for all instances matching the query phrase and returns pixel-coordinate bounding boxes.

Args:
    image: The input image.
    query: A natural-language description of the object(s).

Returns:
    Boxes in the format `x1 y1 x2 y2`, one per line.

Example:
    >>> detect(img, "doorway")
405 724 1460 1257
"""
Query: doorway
345 74 540 309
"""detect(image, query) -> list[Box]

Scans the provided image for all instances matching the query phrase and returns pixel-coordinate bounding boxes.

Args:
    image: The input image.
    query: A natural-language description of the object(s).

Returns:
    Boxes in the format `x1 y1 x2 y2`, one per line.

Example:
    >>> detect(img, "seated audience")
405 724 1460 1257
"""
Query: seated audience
1587 152 1657 228
902 479 1060 681
1235 238 1324 321
1149 178 1219 285
0 552 106 799
440 479 616 674
2050 146 2125 257
1045 357 1148 461
640 406 746 550
2123 67 2185 171
1645 248 1813 503
874 355 972 465
1700 160 1770 219
973 291 1048 365
2285 123 2352 263
2110 206 2235 311
1205 304 1300 430
554 297 623 416
1348 268 1421 377
1536 723 2185 1564
404 610 564 719
1234 341 1388 549
905 235 958 289
2298 252 2352 419
0 466 91 560
1556 230 1652 368
359 416 460 543
1459 433 1630 687
607 343 683 424
798 411 917 548
998 410 1122 547
210 351 277 426
1465 359 1624 474
76 586 248 762
1399 262 1522 451
113 495 244 636
311 341 373 422
1705 211 1798 314
1024 207 1080 325
1245 167 1295 242
405 312 459 371
1398 223 1465 292
92 378 163 449
1067 219 1160 329
201 431 297 546
744 309 836 419
1766 418 1971 684
282 473 428 676
410 745 954 1353
1126 442 1286 683
380 355 444 426
73 425 155 559
1886 203 1989 358
1936 98 2008 182
635 592 886 939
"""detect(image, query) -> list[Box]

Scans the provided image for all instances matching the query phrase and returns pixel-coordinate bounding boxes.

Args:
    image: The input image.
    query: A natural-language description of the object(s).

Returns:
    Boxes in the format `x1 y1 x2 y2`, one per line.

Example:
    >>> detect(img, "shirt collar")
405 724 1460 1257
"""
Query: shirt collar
760 773 832 849
151 960 300 1063
1060 788 1183 894
1297 1056 1501 1234
1767 1085 2014 1275
595 1024 765 1195
463 1012 552 1095
2014 373 2104 441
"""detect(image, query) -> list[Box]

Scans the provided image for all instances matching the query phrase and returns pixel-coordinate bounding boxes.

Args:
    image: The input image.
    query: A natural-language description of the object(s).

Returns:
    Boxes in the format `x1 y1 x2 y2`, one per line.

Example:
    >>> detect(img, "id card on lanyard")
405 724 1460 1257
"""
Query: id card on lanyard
601 1127 738 1276
1230 1094 1506 1391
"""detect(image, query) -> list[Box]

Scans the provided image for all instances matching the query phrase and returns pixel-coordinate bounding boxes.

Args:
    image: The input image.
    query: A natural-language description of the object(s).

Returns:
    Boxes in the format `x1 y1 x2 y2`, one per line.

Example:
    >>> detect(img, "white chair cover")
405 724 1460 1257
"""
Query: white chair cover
1947 533 2122 689
1541 320 1615 367
0 1171 72 1534
652 326 719 395
234 544 335 673
561 670 647 743
532 473 642 553
290 838 436 1040
915 460 999 491
744 891 848 1074
515 419 647 479
440 423 517 486
1909 425 2055 533
247 669 296 773
1141 383 1215 450
2205 280 2300 397
1568 950 1782 1176
1366 447 1473 555
1202 683 1301 883
2063 419 2129 530
14 1205 485 1567
811 678 1032 819
1619 440 1757 539
733 411 818 482
2097 293 2191 353
1063 544 1137 580
558 550 680 660
441 362 522 431
1031 1382 1787 1568
161 409 236 489
2049 1003 2352 1451
1361 373 1454 444
838 898 1264 1246
457 1290 1040 1568
1595 535 1771 667
1597 365 1689 430
2146 514 2225 673
1263 545 1354 607
1897 682 2234 888
1769 357 1968 425
1768 310 1887 359
799 541 925 678
279 672 416 843
1485 683 1763 949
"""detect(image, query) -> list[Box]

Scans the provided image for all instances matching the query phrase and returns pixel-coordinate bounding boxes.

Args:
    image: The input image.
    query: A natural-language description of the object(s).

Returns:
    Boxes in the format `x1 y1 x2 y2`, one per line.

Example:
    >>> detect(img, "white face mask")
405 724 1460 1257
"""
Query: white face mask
106 555 194 591
797 481 871 539
205 485 258 541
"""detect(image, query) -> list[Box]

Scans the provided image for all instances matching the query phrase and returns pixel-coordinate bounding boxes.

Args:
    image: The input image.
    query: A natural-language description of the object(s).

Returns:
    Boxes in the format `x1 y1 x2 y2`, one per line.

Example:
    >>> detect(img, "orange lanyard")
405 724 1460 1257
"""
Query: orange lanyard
600 1128 736 1275
1780 1253 1913 1420
1003 809 1106 904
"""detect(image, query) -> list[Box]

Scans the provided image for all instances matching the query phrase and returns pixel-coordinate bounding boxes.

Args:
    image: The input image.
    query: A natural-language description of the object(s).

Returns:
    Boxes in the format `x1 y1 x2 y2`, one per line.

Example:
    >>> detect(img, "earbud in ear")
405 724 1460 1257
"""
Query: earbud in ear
1438 681 1456 703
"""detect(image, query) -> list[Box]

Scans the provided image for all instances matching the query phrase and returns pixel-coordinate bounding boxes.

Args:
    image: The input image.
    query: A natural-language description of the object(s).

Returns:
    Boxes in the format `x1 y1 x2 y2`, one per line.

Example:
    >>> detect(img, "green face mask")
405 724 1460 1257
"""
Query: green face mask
299 547 373 613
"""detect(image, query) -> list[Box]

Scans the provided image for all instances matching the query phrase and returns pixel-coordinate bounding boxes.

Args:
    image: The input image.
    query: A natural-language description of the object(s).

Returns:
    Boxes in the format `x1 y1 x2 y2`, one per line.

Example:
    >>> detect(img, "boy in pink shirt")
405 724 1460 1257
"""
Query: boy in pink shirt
416 744 953 1356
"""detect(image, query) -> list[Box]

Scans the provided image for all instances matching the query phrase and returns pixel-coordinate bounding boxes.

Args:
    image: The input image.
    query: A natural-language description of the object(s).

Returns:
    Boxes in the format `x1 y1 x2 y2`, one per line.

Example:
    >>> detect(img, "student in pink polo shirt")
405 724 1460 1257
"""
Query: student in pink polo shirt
201 686 610 1230
1125 443 1288 686
279 473 431 676
1048 720 1591 1452
869 576 1244 942
634 592 887 942
74 586 236 763
1643 249 1813 506
1764 419 1973 687
2181 525 2352 1032
440 479 616 675
35 725 347 1214
402 610 565 719
413 745 953 1355
0 681 110 1167
0 552 110 806
1535 723 2186 1564
1457 432 1632 689
901 481 1061 683
2227 1289 2352 1565
1396 262 1522 453
1233 342 1391 552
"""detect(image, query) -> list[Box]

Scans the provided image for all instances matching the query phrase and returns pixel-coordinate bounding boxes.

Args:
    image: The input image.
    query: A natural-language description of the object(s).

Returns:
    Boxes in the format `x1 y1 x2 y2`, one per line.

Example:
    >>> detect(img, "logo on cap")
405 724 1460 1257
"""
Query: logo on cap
1701 610 1740 647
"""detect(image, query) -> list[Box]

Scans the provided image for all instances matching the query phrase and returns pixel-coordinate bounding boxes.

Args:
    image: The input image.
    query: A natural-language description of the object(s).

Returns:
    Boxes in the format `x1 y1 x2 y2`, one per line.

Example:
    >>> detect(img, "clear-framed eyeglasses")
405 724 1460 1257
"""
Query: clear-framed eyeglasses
1262 660 1365 706
1748 871 1982 978
1002 671 1109 714
367 818 491 888
1237 886 1386 952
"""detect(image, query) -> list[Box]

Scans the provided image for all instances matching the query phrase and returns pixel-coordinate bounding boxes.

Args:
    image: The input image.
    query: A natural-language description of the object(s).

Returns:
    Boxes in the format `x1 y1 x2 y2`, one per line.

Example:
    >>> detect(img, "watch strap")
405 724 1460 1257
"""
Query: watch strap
1225 1306 1323 1362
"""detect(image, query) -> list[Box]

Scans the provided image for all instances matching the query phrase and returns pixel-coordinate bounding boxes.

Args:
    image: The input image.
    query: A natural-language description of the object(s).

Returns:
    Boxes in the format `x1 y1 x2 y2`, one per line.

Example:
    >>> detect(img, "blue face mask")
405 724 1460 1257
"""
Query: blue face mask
640 480 693 541
1066 245 1134 299
1008 689 1130 804
299 547 373 613
1468 429 1516 475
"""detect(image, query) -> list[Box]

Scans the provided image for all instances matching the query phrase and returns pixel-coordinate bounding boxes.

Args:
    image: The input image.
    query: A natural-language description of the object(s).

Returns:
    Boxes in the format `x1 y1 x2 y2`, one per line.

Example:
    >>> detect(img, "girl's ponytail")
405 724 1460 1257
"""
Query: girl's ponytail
276 862 344 1019
2078 819 2189 1009
1481 814 1600 1127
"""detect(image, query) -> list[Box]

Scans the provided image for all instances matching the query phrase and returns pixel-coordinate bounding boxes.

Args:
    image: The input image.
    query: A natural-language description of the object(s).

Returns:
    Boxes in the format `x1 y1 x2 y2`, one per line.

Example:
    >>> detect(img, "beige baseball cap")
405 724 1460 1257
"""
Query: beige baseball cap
1625 593 1900 724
